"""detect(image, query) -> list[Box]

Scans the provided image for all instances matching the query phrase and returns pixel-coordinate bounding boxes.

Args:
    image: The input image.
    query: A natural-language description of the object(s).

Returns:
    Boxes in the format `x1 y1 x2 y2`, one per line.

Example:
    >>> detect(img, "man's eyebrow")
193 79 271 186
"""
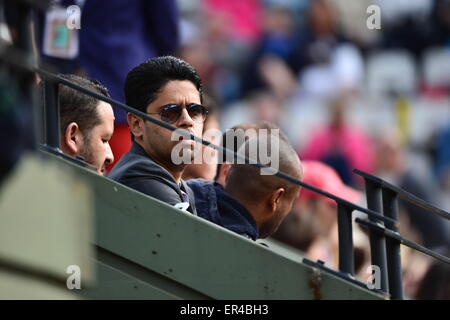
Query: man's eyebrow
159 103 178 110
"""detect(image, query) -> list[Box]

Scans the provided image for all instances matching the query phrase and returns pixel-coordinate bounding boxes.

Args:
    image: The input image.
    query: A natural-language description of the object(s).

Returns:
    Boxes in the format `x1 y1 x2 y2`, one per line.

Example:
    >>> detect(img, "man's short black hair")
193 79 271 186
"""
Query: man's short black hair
124 56 203 113
58 74 110 138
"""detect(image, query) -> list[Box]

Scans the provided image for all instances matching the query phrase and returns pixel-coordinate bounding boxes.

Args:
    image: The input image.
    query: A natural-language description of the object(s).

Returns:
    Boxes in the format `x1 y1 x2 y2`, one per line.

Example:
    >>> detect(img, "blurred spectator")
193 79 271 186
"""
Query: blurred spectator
377 0 450 58
272 160 370 275
287 0 364 98
203 0 263 45
427 0 450 47
331 0 381 50
220 90 285 131
178 0 265 106
240 4 297 97
79 0 180 170
374 126 450 248
434 123 450 192
402 244 433 299
299 95 375 186
378 0 433 57
415 246 450 299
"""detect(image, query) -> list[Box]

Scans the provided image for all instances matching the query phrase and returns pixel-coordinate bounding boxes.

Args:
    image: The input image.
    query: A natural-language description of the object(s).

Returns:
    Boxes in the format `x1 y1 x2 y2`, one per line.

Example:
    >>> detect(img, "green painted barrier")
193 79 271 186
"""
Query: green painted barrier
1 151 385 300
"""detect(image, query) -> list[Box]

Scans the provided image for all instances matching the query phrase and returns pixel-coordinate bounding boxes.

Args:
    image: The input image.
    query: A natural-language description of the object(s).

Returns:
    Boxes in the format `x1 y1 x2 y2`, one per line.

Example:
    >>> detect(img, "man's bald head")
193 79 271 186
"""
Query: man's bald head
215 121 289 185
225 133 303 238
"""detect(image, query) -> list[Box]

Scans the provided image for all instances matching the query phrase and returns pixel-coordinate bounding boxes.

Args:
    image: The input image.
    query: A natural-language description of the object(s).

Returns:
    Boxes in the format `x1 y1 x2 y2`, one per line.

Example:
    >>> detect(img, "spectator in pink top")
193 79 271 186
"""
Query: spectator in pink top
299 96 375 186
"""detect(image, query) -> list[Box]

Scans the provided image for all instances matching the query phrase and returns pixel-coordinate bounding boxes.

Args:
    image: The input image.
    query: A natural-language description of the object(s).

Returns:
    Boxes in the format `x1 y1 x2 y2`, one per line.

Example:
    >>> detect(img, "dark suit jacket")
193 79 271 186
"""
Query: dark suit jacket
108 142 197 215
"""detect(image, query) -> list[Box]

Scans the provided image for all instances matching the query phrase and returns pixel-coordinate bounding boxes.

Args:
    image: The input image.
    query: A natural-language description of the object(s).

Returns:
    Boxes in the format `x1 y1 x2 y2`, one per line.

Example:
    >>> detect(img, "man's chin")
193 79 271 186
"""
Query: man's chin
170 142 197 165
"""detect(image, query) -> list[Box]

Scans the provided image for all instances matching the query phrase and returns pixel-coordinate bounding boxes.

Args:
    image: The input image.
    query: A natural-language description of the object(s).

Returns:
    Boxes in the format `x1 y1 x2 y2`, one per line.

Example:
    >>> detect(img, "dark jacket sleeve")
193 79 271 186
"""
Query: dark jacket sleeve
125 177 183 207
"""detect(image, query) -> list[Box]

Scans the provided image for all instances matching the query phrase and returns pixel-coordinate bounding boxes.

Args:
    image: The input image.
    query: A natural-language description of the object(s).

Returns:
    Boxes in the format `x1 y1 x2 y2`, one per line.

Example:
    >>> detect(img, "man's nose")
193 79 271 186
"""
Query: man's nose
105 142 114 164
176 107 195 128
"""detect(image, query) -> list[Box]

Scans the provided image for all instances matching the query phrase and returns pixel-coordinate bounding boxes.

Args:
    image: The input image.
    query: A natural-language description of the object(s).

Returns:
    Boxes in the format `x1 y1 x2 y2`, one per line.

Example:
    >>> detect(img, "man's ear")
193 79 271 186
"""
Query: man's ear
269 187 285 213
128 112 143 141
62 122 84 156
220 163 232 186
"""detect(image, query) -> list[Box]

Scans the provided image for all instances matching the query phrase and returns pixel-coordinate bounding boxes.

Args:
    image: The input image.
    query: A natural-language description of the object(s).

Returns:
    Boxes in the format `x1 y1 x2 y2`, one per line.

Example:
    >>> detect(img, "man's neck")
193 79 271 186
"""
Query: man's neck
225 188 262 228
136 140 184 184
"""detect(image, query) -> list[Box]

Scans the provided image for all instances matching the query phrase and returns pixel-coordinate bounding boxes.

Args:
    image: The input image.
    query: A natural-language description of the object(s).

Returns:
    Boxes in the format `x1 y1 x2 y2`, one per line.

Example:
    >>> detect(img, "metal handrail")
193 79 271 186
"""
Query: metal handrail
356 218 450 265
354 169 450 221
355 169 450 299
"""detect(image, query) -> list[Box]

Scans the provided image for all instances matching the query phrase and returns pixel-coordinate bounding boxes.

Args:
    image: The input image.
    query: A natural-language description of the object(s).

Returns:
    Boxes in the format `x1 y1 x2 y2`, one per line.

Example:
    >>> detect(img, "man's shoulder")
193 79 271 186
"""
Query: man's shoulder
186 178 214 190
186 179 220 200
108 145 175 186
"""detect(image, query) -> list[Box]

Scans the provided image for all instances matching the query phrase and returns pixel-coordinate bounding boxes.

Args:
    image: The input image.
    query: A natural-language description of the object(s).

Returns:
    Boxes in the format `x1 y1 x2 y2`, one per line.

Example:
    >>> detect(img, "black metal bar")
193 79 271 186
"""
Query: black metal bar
43 78 60 150
382 189 403 300
356 218 450 265
365 180 389 293
337 204 354 275
355 169 450 221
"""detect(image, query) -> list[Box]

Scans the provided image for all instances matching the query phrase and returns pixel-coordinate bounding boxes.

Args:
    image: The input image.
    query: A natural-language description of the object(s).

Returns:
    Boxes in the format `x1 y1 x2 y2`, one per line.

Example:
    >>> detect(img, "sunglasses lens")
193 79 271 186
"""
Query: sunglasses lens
161 105 181 123
158 104 208 123
187 104 208 121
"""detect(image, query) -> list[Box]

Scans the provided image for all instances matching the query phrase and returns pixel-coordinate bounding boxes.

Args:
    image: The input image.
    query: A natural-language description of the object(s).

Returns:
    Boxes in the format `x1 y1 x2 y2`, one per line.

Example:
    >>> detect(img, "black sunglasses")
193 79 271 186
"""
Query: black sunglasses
148 103 208 124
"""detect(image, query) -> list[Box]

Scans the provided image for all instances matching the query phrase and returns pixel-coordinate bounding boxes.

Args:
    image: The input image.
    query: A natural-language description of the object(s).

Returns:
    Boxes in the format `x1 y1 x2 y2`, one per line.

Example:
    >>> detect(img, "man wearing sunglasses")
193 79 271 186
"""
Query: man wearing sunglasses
108 56 206 214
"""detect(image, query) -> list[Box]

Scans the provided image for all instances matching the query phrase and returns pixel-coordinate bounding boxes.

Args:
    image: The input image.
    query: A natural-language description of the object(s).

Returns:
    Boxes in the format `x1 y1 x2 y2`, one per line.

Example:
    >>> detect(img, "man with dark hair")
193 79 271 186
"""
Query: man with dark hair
108 56 207 214
188 131 302 239
58 74 115 175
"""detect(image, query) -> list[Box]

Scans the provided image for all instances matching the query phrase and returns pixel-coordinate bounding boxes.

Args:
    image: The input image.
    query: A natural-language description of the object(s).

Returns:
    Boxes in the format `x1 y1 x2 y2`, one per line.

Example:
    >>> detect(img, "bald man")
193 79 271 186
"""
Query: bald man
215 121 290 186
187 130 302 240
